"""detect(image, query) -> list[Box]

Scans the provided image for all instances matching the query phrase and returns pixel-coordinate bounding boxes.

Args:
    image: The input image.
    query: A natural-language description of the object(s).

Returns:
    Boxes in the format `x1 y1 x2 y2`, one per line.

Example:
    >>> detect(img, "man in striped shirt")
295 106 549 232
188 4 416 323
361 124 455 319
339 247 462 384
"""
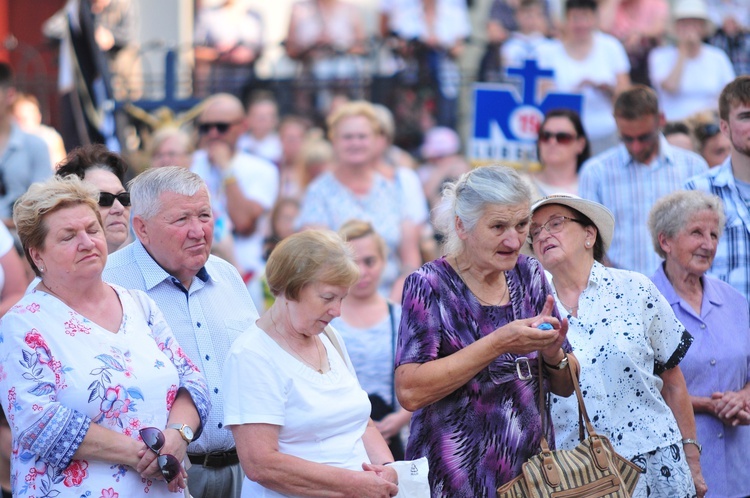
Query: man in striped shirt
579 85 708 275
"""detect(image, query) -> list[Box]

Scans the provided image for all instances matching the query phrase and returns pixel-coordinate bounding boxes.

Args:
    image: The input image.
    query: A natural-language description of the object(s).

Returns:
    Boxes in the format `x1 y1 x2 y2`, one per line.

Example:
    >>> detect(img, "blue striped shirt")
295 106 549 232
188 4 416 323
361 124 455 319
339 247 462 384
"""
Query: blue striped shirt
685 157 750 309
103 241 259 453
579 135 708 275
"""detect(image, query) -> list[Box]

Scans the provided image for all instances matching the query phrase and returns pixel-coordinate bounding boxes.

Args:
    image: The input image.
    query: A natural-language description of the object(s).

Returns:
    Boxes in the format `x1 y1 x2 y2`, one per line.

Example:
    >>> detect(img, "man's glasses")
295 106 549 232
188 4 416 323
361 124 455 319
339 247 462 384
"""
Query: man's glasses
197 121 239 135
620 131 657 144
139 427 181 483
98 192 131 207
538 131 577 145
528 216 583 244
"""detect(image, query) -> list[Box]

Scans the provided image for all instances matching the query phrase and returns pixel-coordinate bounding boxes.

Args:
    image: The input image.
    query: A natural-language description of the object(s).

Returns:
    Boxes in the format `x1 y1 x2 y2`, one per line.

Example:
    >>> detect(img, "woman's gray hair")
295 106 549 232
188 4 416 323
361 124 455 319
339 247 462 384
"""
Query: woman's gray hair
648 190 726 259
129 166 207 220
433 166 531 255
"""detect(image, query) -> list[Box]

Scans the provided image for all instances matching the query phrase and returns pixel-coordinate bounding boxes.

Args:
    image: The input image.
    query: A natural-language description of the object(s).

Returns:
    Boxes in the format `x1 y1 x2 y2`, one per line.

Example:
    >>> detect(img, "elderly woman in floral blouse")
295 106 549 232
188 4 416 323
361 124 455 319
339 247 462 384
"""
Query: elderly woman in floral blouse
0 176 209 497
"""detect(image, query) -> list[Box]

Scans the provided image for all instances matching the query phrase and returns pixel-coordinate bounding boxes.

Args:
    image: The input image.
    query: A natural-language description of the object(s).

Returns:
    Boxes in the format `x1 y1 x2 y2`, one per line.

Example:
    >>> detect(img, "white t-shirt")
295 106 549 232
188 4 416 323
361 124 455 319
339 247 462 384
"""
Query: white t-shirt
396 167 429 225
649 44 736 121
382 0 471 48
502 32 556 70
538 32 630 140
0 224 13 294
236 133 282 165
223 324 372 498
191 150 279 276
549 263 689 459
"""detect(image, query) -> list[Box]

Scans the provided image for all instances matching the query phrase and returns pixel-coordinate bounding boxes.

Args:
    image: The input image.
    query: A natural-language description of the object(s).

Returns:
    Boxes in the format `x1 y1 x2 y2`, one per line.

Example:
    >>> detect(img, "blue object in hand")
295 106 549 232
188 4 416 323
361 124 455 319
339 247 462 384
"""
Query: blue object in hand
537 323 553 330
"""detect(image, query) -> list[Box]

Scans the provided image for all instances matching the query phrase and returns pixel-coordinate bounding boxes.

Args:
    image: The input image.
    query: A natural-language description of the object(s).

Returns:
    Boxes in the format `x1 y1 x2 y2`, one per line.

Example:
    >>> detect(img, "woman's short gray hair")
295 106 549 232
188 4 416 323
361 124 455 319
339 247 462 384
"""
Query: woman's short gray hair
433 166 531 255
129 166 207 220
648 190 726 259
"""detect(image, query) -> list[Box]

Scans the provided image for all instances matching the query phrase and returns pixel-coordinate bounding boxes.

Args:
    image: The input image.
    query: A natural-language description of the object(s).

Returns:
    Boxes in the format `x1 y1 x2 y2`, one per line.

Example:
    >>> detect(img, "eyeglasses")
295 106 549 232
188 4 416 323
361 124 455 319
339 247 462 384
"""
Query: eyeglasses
620 131 657 144
139 427 181 483
197 121 239 135
538 131 577 145
98 192 131 207
528 216 582 244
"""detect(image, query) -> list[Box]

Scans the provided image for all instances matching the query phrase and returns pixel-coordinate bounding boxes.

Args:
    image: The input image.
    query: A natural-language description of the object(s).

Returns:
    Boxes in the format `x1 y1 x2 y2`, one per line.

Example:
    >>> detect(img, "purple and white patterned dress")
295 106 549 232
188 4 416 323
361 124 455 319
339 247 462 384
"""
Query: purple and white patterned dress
396 255 571 497
0 285 210 498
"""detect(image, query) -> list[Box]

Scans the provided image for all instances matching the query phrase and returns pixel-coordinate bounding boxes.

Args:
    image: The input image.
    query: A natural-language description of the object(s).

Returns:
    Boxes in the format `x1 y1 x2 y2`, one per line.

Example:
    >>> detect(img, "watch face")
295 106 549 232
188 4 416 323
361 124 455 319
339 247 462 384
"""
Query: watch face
183 426 194 440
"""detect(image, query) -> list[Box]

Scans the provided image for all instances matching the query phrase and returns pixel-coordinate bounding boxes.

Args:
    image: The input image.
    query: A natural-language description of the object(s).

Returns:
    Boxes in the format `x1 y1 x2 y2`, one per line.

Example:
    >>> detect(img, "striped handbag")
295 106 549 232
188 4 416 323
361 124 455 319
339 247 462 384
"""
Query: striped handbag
497 355 643 498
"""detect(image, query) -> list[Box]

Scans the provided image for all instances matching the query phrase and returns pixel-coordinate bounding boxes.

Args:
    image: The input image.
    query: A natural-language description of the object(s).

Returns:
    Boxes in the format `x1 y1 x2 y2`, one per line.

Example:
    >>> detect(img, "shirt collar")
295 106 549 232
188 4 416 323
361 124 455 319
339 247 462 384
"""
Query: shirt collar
709 156 737 188
132 240 213 291
652 262 722 310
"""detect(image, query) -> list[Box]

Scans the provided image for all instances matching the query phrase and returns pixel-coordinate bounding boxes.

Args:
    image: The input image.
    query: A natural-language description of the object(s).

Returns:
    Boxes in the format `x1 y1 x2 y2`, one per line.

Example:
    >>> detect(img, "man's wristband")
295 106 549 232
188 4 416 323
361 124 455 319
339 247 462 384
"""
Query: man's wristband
682 438 702 454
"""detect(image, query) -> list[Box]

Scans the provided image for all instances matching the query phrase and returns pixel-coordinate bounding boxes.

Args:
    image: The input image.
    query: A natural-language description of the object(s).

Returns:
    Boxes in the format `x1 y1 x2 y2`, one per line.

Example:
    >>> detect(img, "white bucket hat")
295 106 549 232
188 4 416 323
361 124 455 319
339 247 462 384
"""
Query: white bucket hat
523 193 615 256
673 0 711 22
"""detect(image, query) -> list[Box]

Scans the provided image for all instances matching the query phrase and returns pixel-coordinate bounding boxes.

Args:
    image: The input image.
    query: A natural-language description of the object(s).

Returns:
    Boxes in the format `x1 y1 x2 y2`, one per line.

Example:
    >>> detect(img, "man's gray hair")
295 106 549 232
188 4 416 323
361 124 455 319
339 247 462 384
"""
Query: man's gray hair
433 166 531 255
648 190 726 260
129 166 207 220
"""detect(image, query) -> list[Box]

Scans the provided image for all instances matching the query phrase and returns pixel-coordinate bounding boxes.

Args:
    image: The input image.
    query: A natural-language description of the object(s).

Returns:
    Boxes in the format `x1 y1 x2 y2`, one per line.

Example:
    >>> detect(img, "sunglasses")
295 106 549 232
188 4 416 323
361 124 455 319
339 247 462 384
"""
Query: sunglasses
697 123 720 139
620 131 657 144
197 121 239 135
139 427 181 483
98 192 131 207
538 131 577 145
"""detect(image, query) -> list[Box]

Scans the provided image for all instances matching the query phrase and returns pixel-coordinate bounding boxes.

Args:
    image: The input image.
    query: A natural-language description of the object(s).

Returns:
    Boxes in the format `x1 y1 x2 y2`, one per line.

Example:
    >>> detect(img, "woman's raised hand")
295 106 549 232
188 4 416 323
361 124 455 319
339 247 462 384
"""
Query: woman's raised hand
492 296 568 356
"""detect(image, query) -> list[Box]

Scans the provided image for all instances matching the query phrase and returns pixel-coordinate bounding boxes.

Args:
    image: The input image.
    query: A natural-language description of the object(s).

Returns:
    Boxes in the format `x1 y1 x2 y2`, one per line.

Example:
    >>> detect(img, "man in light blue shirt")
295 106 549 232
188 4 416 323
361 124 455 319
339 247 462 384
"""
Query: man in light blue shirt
685 76 750 307
103 167 258 498
579 85 708 275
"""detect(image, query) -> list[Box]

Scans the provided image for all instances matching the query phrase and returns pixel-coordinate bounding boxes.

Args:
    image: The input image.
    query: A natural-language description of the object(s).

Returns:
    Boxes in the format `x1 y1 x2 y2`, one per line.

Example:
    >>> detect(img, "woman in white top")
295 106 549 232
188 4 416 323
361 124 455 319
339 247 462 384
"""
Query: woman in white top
526 194 708 498
538 0 631 155
649 0 735 122
224 229 399 498
0 225 26 315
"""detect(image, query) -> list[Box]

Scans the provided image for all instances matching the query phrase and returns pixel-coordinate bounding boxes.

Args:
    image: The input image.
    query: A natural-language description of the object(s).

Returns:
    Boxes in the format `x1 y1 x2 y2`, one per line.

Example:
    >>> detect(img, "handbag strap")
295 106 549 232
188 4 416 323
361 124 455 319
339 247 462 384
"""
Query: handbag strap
324 325 346 362
536 351 600 450
387 301 397 408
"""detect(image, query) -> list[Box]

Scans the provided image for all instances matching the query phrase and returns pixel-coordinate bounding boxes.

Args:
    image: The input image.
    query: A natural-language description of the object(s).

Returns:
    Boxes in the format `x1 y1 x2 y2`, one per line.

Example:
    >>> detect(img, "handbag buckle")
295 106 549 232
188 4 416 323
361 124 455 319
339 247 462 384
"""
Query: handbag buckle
515 357 532 380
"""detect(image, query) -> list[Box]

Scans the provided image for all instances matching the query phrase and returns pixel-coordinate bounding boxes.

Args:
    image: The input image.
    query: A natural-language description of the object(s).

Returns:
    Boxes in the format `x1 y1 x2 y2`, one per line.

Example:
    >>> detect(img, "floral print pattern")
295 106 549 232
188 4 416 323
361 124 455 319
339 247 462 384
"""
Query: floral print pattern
0 285 210 497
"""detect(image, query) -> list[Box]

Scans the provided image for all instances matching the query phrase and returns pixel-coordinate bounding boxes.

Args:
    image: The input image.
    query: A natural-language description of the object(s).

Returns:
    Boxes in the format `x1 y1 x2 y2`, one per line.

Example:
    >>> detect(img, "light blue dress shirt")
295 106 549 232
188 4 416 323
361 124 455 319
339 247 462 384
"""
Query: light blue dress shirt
103 240 259 453
579 135 708 276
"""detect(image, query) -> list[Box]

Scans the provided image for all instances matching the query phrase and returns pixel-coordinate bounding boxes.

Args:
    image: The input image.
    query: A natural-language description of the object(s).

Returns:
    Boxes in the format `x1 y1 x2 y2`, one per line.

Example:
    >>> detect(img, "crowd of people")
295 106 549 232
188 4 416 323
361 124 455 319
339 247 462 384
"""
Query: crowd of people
0 0 749 497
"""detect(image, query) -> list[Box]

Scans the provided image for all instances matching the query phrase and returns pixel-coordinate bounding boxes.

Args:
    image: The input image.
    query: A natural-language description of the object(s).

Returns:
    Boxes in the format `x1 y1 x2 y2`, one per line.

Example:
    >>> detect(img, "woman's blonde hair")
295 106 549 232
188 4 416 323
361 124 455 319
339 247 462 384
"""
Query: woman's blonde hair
338 219 388 260
326 101 381 140
14 175 101 276
266 229 359 300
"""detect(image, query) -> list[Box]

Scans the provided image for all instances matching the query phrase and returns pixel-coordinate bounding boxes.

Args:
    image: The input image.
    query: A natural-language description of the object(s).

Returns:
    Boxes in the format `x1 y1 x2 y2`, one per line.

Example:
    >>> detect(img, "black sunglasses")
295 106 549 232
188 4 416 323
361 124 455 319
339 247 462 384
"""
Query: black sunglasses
539 131 577 145
697 123 721 139
197 121 239 135
139 427 181 483
620 131 657 144
98 192 131 207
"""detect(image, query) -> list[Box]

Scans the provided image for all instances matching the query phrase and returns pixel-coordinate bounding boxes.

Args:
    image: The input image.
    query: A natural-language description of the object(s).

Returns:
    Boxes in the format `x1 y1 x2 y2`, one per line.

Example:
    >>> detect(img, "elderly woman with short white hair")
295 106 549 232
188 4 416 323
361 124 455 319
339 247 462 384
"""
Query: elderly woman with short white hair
649 189 750 498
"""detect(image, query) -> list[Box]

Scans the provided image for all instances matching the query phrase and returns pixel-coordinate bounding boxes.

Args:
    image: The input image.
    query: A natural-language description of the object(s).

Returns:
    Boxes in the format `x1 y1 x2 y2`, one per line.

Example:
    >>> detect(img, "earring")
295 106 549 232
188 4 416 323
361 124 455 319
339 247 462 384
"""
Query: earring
585 241 591 247
39 266 44 272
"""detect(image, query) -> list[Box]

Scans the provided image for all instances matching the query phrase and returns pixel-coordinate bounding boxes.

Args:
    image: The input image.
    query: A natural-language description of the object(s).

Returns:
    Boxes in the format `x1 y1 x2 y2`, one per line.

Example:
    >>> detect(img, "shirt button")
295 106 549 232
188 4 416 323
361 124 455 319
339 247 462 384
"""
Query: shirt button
700 323 706 329
718 432 723 439
710 359 716 366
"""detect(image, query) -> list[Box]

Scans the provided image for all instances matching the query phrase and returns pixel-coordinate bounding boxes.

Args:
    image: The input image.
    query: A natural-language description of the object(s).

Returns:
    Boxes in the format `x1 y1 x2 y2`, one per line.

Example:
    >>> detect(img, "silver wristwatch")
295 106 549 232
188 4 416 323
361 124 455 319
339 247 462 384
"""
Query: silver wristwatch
681 438 702 454
167 423 195 444
543 353 569 370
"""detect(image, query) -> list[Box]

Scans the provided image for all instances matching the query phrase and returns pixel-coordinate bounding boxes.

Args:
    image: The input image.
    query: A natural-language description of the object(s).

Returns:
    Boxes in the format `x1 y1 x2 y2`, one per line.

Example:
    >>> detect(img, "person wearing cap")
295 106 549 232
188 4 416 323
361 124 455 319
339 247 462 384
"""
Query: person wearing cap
527 193 707 498
648 0 735 122
648 190 750 498
395 166 580 495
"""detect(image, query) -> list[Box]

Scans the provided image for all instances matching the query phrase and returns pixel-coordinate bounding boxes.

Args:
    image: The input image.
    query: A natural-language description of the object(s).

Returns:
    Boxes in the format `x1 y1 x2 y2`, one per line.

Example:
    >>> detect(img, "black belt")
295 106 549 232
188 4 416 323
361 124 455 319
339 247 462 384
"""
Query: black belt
187 448 239 468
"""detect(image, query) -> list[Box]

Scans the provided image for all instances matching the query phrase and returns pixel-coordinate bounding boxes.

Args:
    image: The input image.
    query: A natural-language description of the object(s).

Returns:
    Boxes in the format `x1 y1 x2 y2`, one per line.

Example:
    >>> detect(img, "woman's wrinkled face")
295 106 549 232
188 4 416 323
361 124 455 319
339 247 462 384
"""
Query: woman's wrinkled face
349 234 386 299
662 210 720 278
286 282 350 336
530 204 593 271
32 204 108 281
84 168 130 253
459 203 530 272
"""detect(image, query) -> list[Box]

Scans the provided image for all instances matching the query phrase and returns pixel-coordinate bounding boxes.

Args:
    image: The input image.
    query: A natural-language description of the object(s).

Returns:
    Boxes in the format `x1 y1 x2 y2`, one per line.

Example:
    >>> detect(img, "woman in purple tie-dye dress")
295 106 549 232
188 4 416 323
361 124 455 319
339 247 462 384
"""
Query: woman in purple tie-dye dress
395 166 578 497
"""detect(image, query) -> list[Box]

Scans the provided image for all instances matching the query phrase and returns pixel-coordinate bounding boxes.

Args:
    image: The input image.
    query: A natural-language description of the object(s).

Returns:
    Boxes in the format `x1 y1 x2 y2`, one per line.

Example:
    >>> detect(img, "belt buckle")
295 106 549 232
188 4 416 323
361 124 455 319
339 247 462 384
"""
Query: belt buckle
515 356 532 380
